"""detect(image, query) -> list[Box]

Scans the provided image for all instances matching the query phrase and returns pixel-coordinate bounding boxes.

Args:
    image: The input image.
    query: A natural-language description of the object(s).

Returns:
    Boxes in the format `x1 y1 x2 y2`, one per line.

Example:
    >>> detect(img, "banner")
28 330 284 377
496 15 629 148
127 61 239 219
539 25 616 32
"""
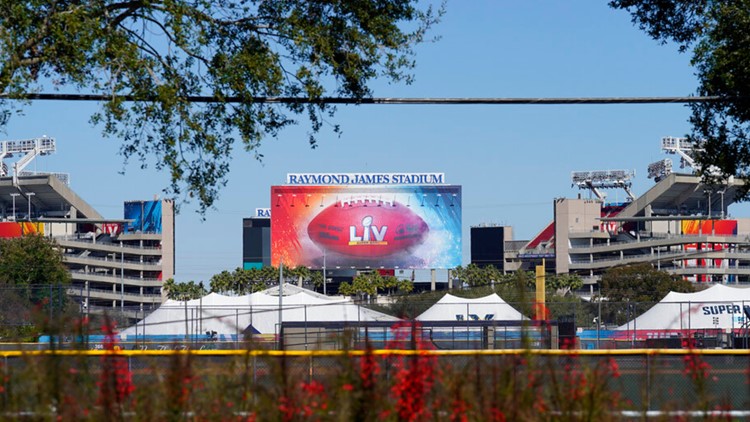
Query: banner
124 200 163 234
271 185 462 269
0 222 43 238
681 220 737 282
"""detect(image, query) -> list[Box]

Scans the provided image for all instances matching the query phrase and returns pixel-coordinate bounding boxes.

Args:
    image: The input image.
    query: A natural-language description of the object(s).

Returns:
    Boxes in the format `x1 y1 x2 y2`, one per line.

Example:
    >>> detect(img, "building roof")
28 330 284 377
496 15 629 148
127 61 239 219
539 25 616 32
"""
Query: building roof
0 174 102 220
618 173 745 219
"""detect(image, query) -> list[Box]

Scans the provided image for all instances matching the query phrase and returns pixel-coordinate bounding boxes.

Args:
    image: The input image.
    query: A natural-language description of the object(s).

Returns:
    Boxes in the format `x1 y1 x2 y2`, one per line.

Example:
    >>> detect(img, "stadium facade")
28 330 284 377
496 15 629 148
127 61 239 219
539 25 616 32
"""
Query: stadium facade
244 140 750 289
0 137 174 318
501 138 750 286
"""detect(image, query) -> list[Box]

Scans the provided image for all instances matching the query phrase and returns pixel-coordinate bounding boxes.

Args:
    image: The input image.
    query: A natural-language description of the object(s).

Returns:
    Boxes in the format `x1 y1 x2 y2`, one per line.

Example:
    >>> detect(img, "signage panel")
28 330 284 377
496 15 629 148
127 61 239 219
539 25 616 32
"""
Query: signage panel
271 185 461 269
255 208 271 218
286 172 445 185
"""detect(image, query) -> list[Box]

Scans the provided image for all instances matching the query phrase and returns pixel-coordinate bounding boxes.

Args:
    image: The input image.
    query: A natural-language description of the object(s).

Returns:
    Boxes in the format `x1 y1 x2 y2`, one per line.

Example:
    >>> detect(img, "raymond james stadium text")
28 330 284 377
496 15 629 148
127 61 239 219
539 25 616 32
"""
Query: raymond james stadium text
286 173 445 185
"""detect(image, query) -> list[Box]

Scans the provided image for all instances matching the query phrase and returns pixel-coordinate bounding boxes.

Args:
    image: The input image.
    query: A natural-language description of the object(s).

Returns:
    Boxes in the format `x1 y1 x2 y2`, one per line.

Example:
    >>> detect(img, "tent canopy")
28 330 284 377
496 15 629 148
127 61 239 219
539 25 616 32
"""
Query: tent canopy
118 284 398 340
616 284 750 331
416 293 527 322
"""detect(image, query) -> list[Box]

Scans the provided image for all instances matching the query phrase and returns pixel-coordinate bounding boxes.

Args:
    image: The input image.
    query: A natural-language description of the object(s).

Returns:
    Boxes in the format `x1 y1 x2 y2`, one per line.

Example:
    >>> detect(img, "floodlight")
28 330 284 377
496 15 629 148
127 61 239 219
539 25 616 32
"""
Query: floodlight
648 158 673 182
571 169 636 201
661 136 705 171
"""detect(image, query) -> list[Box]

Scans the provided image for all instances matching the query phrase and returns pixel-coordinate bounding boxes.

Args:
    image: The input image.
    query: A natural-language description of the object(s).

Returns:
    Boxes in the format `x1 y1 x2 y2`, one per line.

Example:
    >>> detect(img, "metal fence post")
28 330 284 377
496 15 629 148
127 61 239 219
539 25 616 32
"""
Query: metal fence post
646 353 651 411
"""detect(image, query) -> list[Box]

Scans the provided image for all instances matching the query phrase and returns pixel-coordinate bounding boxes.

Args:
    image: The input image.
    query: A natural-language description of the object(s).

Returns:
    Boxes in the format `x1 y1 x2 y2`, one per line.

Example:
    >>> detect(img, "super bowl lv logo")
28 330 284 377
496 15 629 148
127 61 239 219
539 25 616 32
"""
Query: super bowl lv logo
349 216 388 245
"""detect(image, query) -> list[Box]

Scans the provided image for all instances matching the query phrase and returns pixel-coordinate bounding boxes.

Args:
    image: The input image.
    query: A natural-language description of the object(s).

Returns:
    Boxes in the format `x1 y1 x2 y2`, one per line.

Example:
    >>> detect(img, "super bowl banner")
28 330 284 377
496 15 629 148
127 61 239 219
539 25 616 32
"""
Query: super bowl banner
271 185 462 269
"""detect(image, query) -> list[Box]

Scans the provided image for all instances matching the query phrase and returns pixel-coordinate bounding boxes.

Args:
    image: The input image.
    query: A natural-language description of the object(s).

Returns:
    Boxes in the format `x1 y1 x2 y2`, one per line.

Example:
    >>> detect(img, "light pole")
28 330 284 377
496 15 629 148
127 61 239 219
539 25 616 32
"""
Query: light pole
596 294 602 349
9 193 19 220
704 189 712 218
278 263 283 338
322 251 327 295
121 243 124 312
26 192 35 220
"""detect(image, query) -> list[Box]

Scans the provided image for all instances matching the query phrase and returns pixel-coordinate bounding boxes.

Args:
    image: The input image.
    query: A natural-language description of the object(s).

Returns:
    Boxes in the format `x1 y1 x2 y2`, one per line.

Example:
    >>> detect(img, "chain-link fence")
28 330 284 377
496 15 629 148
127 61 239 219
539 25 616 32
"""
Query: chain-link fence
3 283 750 351
1 349 749 419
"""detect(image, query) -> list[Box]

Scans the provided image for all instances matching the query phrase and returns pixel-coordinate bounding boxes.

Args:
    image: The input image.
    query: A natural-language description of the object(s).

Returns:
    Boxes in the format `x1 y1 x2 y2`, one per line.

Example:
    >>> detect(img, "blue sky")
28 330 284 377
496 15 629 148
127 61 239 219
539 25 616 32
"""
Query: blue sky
4 2 740 283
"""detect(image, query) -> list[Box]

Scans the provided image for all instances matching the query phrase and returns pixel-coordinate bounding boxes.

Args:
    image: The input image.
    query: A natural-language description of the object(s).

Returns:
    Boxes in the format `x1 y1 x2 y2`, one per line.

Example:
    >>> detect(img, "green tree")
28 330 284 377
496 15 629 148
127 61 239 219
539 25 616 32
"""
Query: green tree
0 234 71 339
209 267 265 294
453 264 491 287
379 275 413 295
0 234 70 310
611 1 750 195
162 279 207 301
600 263 695 304
339 272 379 300
0 234 70 288
547 273 584 297
208 265 320 295
0 1 441 212
309 270 324 289
338 272 413 300
289 265 311 287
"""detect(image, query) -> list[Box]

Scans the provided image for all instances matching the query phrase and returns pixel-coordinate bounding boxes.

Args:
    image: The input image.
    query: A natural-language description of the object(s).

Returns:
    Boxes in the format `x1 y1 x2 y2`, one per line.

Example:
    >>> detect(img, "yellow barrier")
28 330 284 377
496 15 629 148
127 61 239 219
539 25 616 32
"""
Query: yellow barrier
2 348 750 358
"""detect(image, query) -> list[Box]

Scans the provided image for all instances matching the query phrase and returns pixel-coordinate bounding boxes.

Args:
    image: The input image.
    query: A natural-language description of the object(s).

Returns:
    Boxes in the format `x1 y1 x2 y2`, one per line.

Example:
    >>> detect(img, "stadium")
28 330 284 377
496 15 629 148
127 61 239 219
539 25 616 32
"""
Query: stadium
3 135 750 350
245 139 750 290
0 136 174 321
503 137 750 286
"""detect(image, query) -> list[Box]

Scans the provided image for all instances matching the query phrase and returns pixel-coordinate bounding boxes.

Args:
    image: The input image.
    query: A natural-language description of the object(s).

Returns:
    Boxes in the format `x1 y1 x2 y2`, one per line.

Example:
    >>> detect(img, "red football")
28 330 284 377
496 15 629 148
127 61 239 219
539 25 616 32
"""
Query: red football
307 199 429 257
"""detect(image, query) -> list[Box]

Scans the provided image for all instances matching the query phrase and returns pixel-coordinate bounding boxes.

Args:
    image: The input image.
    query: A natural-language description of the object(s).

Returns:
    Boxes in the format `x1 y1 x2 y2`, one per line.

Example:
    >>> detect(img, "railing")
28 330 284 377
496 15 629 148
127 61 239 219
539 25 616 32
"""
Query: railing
54 235 162 250
69 271 161 283
569 233 750 251
67 287 162 299
63 254 161 267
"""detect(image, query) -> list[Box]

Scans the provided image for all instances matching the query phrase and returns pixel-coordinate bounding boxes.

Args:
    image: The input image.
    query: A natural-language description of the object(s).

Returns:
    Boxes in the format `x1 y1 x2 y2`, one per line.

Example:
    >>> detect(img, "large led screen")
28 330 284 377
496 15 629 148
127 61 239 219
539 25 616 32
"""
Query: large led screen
124 200 163 234
271 185 462 269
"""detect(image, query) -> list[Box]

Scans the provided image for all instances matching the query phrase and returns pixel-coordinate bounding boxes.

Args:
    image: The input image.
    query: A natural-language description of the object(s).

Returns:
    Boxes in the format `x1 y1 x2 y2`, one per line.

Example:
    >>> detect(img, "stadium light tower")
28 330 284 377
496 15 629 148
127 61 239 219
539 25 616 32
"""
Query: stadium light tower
571 169 636 201
647 158 673 182
661 136 703 171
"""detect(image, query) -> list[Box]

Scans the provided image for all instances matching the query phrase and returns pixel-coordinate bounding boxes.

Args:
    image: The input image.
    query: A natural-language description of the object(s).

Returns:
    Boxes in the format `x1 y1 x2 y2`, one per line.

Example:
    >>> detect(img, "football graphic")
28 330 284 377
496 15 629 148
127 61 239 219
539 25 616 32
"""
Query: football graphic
307 198 429 257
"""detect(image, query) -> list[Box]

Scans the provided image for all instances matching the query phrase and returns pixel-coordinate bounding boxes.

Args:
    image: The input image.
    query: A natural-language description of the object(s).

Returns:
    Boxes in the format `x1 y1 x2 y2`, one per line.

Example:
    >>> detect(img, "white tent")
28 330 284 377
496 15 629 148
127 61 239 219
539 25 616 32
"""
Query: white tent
616 284 750 331
118 284 398 341
416 293 527 322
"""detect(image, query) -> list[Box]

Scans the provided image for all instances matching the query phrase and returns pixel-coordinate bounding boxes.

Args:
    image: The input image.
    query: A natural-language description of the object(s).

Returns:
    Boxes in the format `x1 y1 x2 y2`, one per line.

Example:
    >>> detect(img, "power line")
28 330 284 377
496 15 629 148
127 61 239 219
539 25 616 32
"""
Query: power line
0 93 723 105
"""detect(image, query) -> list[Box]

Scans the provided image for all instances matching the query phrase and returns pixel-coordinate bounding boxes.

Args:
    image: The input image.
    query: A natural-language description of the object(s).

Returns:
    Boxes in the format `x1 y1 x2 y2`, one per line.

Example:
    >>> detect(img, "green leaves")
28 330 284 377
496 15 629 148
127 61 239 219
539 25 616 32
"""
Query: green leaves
0 234 71 337
162 278 207 301
0 234 70 288
0 0 442 214
600 263 694 304
611 1 750 197
339 272 413 298
208 265 317 295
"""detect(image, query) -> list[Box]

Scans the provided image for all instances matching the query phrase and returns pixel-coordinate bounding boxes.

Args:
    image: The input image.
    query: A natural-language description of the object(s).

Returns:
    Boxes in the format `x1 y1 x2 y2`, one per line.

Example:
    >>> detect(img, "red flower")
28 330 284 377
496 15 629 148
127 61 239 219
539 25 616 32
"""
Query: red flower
388 322 438 422
359 350 381 389
683 354 711 381
490 407 507 422
449 398 469 422
96 320 135 407
607 358 621 378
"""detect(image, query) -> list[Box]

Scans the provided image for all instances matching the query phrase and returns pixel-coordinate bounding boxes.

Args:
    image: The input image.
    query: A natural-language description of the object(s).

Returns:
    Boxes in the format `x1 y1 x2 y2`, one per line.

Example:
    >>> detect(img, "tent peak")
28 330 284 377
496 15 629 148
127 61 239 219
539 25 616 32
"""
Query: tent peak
260 283 332 299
